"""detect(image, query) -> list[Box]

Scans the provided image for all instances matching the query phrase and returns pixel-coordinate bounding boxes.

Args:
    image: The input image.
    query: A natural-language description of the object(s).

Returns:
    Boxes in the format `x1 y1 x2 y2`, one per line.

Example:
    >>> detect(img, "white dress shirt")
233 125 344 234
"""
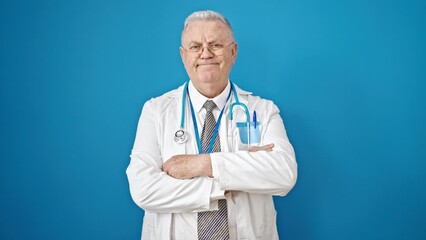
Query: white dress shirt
187 80 230 140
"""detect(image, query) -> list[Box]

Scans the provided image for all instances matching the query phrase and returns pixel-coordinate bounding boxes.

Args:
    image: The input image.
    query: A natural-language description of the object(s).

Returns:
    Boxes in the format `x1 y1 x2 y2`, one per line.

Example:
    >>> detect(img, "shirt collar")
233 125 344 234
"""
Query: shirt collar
188 80 231 113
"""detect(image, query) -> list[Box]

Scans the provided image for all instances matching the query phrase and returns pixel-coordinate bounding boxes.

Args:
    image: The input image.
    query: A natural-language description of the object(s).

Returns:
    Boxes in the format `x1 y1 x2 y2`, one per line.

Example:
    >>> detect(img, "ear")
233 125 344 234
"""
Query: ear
179 47 185 63
231 42 238 63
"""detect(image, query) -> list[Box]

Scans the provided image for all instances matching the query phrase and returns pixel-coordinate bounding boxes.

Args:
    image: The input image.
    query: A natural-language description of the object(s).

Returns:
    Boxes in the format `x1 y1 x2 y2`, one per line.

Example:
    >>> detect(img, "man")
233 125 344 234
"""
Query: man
127 10 297 240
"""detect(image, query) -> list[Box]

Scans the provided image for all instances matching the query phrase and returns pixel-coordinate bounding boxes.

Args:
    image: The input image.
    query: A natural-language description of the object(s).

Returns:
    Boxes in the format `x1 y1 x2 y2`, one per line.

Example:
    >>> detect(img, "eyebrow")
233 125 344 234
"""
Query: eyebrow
187 40 222 45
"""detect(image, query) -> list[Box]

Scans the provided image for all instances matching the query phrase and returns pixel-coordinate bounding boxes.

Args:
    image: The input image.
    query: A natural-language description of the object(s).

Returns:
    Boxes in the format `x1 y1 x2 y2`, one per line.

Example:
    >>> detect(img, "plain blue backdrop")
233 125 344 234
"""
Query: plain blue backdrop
1 0 425 239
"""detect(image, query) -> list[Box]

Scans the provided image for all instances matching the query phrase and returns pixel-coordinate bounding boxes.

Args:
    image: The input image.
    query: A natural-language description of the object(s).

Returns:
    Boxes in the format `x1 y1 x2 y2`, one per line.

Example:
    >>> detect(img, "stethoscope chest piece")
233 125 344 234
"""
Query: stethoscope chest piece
174 129 188 144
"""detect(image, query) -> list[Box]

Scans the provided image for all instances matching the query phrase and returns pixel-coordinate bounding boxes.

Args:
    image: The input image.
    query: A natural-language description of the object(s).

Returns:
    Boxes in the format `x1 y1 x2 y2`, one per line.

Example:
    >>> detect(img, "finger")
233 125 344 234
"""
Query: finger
263 143 274 148
248 143 275 152
260 143 274 150
263 144 274 151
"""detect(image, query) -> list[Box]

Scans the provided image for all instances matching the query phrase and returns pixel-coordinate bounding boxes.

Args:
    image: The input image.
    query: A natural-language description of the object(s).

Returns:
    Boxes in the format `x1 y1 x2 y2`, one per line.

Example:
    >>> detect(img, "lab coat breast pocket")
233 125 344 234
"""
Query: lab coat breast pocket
232 122 263 151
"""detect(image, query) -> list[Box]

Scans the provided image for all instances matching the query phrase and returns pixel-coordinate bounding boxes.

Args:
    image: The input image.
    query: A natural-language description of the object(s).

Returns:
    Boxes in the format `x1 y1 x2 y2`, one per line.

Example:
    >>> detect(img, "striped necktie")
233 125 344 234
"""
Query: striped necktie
198 100 229 240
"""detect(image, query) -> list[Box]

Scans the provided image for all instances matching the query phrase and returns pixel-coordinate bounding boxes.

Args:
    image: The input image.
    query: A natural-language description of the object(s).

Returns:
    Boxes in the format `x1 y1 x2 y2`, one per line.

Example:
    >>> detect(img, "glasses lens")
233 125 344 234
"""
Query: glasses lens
185 42 233 56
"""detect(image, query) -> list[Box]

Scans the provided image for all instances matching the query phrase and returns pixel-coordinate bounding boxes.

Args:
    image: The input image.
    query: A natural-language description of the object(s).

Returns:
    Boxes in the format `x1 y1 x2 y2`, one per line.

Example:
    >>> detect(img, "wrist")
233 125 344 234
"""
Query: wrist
200 154 212 177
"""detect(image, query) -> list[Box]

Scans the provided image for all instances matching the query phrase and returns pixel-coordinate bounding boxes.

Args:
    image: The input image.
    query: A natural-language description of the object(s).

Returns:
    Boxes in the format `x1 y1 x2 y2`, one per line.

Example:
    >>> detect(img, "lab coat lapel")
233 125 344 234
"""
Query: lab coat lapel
234 82 251 101
162 84 187 161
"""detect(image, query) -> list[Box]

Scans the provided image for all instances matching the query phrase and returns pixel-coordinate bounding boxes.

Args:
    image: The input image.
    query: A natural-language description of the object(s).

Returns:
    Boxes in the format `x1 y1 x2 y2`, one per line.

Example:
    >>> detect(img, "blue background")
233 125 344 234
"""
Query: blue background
1 0 425 239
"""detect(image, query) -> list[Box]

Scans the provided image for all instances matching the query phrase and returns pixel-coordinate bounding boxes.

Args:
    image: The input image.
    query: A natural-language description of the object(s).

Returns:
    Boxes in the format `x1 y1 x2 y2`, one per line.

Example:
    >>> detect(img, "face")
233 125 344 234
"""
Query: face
180 20 238 91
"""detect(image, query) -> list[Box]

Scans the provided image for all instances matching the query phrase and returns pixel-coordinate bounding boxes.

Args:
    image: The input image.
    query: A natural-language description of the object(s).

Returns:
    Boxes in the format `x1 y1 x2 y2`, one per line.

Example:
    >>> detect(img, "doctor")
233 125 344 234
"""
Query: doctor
127 10 297 240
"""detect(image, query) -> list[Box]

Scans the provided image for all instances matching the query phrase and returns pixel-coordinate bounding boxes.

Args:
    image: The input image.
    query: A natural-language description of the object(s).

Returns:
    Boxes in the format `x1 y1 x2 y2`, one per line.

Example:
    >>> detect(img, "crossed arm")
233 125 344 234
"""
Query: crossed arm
127 100 297 213
162 144 275 179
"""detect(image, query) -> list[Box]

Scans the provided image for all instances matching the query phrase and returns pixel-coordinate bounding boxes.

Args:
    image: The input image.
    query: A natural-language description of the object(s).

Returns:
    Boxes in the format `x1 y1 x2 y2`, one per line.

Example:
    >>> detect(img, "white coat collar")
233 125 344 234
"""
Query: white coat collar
168 80 252 99
167 81 251 129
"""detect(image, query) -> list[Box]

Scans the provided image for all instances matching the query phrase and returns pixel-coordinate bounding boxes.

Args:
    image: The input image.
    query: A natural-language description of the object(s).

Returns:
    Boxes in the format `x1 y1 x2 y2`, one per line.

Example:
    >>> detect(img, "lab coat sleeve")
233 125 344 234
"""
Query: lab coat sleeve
210 101 297 196
126 100 224 213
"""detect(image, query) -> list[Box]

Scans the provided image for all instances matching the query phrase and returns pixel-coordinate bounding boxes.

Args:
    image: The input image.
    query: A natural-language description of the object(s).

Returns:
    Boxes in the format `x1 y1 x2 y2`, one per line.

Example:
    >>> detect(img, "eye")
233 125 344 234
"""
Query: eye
188 45 201 52
210 43 223 50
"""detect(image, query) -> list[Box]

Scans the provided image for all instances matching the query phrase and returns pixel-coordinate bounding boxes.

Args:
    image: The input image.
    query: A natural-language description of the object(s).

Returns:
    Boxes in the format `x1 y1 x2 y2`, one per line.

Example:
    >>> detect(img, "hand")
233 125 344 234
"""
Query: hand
163 154 212 179
248 143 274 152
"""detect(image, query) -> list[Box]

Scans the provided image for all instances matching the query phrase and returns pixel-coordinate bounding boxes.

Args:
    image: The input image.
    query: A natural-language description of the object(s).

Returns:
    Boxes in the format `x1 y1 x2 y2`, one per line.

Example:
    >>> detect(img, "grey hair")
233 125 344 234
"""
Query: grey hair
183 10 234 35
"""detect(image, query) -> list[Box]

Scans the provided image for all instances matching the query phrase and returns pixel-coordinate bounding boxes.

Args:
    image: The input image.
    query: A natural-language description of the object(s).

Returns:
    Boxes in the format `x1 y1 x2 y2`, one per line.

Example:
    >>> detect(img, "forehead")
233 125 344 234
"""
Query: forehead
182 20 233 44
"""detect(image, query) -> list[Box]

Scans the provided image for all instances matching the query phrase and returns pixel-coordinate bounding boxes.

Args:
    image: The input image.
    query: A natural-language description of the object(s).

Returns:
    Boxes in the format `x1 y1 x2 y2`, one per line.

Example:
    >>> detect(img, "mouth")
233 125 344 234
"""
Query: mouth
197 63 219 67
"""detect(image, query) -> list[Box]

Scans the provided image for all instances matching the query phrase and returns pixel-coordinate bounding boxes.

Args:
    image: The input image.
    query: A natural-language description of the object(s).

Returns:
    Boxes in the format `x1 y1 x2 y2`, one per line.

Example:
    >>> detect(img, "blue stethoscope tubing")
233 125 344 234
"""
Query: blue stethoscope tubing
176 81 250 153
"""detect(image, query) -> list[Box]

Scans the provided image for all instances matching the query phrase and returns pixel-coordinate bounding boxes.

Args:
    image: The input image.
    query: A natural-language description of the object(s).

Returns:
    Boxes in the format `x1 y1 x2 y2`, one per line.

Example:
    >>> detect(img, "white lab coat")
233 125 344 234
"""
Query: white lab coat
126 82 297 240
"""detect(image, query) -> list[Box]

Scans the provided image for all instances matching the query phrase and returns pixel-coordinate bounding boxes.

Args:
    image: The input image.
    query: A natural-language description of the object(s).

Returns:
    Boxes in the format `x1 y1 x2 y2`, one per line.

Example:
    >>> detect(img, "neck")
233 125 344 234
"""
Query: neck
192 80 228 98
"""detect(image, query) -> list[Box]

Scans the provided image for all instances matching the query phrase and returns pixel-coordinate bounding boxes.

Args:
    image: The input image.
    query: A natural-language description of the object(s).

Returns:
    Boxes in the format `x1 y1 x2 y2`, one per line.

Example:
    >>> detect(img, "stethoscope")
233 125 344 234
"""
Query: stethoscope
174 81 251 154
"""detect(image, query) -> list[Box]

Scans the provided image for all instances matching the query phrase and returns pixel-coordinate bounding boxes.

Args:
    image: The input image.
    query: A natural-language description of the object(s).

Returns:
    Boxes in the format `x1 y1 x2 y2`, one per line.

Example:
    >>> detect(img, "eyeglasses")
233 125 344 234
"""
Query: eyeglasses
182 42 235 56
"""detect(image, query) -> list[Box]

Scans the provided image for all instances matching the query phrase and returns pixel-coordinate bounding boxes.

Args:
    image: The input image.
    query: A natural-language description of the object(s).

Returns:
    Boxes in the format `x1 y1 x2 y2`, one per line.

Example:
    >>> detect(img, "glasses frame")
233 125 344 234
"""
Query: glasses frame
181 41 235 56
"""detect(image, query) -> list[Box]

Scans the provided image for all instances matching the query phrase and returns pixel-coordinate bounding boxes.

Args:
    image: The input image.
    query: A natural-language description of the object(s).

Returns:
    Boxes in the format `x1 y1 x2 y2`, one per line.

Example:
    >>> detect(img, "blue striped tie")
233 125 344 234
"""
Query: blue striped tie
198 100 229 240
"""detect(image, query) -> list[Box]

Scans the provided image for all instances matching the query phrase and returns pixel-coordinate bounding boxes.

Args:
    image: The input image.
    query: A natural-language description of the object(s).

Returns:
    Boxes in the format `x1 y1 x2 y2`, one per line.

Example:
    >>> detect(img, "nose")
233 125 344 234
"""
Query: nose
199 46 214 59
